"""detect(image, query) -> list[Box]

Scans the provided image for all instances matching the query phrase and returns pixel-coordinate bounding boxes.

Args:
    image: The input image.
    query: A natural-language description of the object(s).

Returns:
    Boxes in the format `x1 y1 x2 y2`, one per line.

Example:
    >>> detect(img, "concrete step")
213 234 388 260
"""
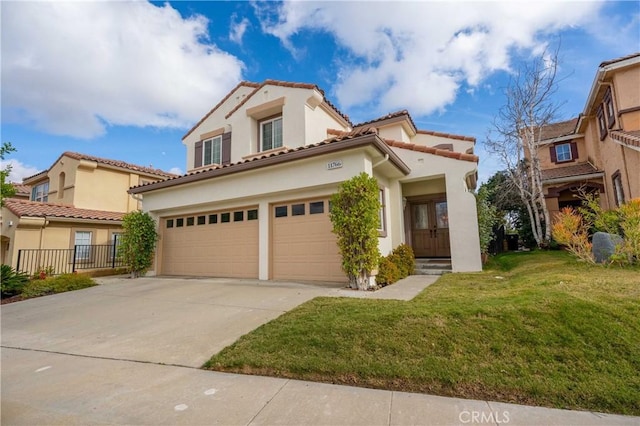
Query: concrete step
412 269 451 276
413 259 452 276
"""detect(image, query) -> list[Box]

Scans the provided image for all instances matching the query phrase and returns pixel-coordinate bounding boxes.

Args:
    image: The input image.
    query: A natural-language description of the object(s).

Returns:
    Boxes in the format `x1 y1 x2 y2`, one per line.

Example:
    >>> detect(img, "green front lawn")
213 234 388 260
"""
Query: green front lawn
204 251 640 415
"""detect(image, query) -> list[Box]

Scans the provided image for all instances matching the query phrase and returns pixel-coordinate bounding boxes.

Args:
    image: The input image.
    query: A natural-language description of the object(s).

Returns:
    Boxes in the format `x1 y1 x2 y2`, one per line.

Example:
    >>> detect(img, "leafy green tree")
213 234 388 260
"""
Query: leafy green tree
118 211 158 278
476 186 499 256
1 142 17 206
330 173 380 290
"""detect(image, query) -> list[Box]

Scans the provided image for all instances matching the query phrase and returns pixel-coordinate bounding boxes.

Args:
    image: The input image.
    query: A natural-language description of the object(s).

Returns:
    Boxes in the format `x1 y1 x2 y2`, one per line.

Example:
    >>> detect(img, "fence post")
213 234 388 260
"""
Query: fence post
72 245 77 273
111 235 117 269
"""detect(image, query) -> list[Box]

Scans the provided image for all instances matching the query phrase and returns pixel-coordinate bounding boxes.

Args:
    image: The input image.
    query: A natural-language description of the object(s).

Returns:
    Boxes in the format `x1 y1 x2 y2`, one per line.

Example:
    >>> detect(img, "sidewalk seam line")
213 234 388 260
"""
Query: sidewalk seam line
246 378 290 426
388 391 394 426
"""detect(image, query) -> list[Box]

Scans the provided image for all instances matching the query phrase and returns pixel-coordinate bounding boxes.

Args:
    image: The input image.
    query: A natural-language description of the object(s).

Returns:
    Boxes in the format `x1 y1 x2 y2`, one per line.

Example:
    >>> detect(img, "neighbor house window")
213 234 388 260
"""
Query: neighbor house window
555 143 572 162
597 105 607 140
260 116 283 151
31 182 49 202
203 136 222 166
58 172 65 199
74 231 92 261
612 171 625 207
378 188 387 236
604 88 615 129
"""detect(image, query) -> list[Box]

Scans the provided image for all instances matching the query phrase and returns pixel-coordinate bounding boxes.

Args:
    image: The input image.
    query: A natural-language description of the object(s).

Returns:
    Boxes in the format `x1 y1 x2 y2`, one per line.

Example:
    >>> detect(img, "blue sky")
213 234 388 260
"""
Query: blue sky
2 1 639 184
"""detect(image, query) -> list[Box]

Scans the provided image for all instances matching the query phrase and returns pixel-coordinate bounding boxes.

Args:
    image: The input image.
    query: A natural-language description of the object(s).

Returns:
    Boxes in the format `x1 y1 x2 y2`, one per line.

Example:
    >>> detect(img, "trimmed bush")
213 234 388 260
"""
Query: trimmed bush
391 244 415 278
376 256 400 287
1 264 30 298
376 244 416 287
22 274 96 298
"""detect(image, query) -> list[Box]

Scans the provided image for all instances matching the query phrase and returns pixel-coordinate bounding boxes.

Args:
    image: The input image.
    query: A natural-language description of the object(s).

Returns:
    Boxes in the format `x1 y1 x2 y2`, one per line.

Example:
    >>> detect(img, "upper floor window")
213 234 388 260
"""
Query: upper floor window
203 136 222 166
58 172 65 199
604 88 615 129
31 182 49 202
612 171 625 207
597 105 607 141
378 187 387 236
261 116 283 151
555 143 572 162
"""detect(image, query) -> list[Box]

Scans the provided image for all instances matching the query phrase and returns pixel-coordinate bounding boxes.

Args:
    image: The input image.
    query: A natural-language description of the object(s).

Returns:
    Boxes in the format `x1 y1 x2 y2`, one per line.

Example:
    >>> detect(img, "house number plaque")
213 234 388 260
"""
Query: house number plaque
327 160 343 170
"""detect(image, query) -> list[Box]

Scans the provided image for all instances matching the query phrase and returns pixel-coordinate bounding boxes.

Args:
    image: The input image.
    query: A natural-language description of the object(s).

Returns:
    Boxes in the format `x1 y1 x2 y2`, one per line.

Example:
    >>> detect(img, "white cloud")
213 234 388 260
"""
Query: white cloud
168 167 183 176
256 1 603 117
229 15 250 44
2 1 245 139
2 159 41 183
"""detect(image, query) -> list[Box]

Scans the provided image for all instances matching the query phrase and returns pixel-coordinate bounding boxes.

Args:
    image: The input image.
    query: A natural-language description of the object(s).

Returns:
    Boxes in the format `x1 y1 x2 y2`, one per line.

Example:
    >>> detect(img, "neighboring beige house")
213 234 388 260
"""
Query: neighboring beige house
534 53 640 217
1 152 175 270
130 80 482 283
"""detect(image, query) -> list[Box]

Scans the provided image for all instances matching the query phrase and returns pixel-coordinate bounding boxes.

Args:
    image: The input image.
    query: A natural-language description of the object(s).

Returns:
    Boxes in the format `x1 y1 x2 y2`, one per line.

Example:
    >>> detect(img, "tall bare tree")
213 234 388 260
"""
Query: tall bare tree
486 49 563 248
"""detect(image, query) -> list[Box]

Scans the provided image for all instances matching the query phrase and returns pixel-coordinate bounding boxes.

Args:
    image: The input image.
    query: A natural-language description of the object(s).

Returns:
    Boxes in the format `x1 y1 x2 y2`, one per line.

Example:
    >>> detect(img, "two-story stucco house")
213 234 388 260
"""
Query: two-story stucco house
534 53 640 217
1 152 175 270
129 80 482 283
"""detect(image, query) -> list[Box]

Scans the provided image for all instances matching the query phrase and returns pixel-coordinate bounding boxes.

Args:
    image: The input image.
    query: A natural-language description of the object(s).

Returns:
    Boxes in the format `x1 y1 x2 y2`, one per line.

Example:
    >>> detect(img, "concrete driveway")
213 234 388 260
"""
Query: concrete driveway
1 276 341 368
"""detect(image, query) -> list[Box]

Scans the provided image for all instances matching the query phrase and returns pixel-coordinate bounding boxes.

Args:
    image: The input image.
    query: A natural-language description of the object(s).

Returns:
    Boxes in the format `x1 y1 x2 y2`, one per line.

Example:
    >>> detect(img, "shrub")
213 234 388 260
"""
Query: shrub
391 244 415 278
1 264 30 298
617 199 640 263
330 173 381 290
119 211 158 278
551 207 594 263
22 274 96 298
376 256 400 287
30 265 56 281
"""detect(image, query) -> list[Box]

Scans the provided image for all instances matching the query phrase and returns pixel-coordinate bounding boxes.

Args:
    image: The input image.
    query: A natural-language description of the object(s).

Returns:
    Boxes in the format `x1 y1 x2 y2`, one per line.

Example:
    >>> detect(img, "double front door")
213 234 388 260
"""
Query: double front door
411 198 450 257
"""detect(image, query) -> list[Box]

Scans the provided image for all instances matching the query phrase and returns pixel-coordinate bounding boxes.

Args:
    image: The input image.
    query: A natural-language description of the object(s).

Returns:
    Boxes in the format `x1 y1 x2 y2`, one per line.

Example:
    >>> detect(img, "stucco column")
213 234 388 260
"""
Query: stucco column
258 199 270 280
445 174 482 272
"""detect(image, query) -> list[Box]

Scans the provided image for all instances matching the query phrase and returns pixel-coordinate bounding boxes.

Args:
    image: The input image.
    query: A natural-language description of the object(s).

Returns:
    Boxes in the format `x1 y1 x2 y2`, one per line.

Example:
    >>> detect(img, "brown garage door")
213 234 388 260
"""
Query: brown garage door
161 207 258 278
271 199 345 282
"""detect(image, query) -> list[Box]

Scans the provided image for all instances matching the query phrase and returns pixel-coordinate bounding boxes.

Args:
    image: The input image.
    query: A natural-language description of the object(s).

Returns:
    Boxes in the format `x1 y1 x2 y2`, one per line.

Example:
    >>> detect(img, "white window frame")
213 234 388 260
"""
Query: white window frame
32 182 49 202
74 231 92 261
555 143 572 162
203 136 222 166
260 116 283 151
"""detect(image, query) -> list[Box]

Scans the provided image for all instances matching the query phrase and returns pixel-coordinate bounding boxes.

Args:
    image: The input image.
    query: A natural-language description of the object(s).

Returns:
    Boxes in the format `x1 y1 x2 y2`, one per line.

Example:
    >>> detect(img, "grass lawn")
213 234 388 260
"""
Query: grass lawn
204 251 640 415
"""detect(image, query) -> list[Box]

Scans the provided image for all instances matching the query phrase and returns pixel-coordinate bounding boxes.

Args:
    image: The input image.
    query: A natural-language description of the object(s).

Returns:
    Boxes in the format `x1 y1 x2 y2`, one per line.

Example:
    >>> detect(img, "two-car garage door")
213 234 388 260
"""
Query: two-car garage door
159 198 345 282
161 207 259 278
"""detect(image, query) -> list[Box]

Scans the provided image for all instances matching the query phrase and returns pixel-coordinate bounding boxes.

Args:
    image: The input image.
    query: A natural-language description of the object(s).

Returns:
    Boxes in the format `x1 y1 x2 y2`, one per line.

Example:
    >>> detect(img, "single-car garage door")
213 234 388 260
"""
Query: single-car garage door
161 207 259 278
271 199 345 282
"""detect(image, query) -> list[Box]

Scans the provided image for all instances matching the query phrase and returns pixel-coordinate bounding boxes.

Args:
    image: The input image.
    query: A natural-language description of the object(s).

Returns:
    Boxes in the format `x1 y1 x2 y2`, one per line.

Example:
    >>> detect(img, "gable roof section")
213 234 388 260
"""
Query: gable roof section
23 151 177 183
222 79 351 125
130 128 409 194
11 183 31 197
599 52 640 68
353 110 418 134
610 130 640 151
541 162 602 181
182 81 260 141
416 129 476 143
538 118 579 141
4 198 124 222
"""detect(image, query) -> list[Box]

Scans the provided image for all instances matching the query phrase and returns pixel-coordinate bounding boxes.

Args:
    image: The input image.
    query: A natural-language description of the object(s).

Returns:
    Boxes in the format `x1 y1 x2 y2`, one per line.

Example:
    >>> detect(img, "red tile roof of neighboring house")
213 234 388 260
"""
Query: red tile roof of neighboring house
416 129 476 143
11 183 31 197
538 118 579 141
383 139 478 163
610 130 640 150
4 199 125 221
23 152 177 182
541 162 602 181
222 79 351 125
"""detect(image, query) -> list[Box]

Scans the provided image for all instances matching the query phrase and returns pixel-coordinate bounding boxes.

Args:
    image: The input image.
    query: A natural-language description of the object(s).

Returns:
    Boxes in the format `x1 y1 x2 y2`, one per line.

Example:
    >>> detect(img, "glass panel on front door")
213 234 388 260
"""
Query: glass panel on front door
435 201 448 228
413 204 429 229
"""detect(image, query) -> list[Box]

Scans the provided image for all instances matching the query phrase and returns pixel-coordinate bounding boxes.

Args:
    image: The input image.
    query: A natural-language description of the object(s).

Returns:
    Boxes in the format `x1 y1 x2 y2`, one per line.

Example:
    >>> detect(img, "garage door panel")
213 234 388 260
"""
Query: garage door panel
272 199 346 282
161 209 258 278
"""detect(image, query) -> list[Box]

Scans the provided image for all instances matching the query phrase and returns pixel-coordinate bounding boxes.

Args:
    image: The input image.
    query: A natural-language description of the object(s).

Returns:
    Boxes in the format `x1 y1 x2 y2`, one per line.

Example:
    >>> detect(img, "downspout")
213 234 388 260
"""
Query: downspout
372 154 389 168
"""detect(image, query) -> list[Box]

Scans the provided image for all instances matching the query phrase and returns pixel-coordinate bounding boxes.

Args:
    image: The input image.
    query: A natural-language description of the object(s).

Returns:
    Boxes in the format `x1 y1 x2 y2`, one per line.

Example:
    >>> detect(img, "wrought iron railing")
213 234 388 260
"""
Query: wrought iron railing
16 241 124 276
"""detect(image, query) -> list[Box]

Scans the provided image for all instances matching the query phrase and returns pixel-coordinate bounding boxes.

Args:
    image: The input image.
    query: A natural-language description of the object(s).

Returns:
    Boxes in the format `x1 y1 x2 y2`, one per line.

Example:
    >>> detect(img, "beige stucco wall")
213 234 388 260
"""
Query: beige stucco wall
612 67 640 112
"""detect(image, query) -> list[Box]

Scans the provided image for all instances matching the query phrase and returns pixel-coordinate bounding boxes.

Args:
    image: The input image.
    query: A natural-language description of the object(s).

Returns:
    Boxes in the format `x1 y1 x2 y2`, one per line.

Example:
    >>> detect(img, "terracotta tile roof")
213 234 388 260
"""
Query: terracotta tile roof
223 79 351 125
541 162 602 181
182 81 260 140
353 110 418 133
416 129 476 143
600 52 640 67
383 139 479 163
23 152 177 182
11 183 31 196
610 130 640 149
130 128 411 194
4 199 125 221
538 118 579 141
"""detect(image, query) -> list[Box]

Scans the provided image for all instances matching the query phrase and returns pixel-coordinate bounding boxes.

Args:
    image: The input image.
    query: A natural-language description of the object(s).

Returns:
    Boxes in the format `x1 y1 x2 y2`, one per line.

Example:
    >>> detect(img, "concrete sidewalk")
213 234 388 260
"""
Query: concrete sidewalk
2 347 637 425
